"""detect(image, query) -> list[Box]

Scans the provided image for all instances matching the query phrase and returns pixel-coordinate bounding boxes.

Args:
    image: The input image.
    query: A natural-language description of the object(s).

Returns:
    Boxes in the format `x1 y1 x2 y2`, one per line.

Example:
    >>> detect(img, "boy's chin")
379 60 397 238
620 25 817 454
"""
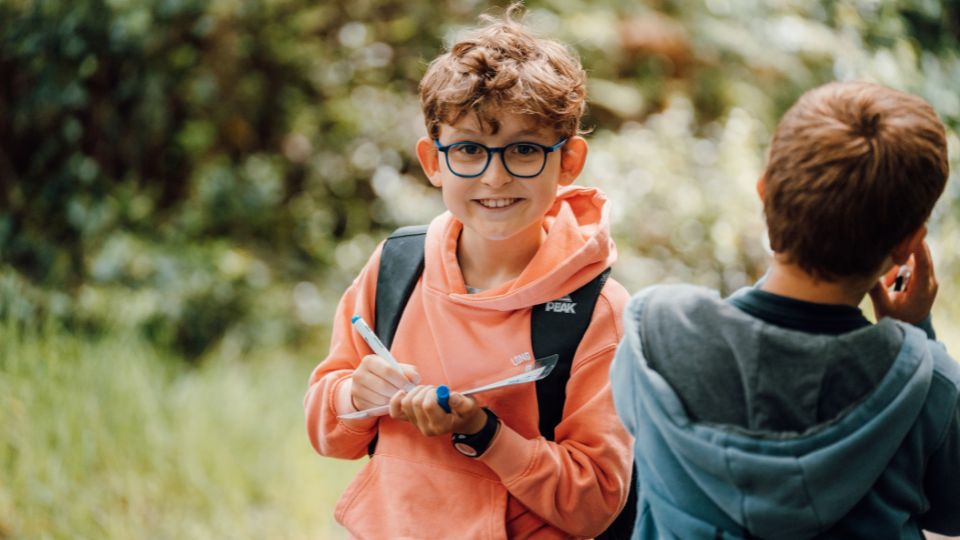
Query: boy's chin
462 221 541 243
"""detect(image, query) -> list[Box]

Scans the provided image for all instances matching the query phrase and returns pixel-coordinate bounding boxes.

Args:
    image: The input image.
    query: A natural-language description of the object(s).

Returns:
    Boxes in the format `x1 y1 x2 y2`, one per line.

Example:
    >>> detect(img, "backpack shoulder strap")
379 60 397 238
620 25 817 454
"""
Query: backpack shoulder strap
530 268 637 540
375 225 428 349
368 225 427 457
531 268 611 441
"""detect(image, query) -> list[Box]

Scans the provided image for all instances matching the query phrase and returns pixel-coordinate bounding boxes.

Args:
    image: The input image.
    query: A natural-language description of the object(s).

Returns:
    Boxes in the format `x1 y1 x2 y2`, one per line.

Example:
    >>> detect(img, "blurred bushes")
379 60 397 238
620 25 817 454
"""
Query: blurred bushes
0 0 448 357
1 0 959 358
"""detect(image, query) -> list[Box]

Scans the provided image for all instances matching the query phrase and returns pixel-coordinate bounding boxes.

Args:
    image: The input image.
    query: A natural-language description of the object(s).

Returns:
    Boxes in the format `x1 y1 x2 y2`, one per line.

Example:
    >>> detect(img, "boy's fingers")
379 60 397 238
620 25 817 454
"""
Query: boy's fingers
419 394 441 432
388 390 408 420
450 392 476 415
405 386 432 428
353 368 403 400
363 355 412 391
399 364 421 385
398 385 416 412
352 388 384 409
881 265 899 288
419 386 441 414
352 395 377 410
913 242 933 282
388 390 403 414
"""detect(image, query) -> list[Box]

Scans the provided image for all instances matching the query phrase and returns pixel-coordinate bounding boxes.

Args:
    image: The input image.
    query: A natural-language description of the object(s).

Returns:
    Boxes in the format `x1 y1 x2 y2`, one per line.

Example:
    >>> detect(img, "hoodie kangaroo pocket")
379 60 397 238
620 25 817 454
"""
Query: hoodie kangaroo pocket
335 453 506 540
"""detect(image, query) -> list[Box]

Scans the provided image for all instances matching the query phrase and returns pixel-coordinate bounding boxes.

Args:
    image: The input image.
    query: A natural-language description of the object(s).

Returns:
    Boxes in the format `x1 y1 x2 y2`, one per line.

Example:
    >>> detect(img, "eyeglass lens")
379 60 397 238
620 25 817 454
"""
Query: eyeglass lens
446 142 547 177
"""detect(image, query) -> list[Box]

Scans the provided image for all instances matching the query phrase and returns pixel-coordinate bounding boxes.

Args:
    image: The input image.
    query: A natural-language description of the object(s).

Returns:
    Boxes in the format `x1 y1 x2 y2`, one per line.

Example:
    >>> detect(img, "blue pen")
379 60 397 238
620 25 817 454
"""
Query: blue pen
436 385 452 413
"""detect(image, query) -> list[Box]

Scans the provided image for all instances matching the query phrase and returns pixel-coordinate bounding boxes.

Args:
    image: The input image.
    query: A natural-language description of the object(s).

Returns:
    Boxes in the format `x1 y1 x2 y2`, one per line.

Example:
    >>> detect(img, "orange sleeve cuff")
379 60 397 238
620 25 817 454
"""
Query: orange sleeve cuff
477 422 540 484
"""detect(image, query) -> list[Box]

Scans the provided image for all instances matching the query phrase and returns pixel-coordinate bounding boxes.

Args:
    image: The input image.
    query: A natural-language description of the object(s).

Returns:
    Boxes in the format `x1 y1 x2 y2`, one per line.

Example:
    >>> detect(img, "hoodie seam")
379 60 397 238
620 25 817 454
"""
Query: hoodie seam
809 340 830 425
572 343 620 373
744 321 763 430
563 287 623 368
596 290 624 341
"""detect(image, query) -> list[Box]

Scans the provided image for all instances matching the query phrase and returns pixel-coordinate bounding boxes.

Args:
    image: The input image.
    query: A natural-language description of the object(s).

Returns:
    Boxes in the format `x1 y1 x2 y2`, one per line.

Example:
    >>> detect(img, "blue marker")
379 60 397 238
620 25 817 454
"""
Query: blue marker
436 385 451 413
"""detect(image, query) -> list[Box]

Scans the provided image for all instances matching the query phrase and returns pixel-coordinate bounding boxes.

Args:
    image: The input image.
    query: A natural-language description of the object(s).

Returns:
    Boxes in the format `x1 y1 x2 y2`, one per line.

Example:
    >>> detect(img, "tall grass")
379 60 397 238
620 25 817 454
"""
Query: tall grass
0 321 362 539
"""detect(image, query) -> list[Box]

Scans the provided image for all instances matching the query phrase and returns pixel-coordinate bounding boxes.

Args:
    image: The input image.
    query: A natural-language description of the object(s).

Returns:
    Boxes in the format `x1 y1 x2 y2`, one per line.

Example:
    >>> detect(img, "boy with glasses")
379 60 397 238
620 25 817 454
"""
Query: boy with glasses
305 5 633 538
611 81 960 538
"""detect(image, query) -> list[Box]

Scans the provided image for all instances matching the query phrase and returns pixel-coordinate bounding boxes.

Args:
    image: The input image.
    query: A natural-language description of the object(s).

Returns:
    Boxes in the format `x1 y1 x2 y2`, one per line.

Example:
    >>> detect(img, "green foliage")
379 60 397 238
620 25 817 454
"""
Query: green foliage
0 0 451 356
1 0 959 357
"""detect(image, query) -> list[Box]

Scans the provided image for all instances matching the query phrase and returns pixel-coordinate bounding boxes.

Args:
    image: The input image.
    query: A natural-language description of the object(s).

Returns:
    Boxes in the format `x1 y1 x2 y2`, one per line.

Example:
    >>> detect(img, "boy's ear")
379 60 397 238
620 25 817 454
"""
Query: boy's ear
756 174 766 201
416 137 443 188
890 225 927 265
558 136 587 187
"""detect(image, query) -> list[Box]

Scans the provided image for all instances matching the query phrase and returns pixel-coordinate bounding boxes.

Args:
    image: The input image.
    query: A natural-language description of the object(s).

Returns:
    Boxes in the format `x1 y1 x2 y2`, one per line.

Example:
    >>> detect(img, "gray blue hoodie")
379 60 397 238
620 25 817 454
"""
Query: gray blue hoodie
611 285 960 539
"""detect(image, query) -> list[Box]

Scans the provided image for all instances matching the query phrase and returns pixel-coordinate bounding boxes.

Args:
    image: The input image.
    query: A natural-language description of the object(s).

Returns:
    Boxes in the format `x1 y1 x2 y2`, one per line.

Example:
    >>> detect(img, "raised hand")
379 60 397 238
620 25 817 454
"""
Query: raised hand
869 241 938 325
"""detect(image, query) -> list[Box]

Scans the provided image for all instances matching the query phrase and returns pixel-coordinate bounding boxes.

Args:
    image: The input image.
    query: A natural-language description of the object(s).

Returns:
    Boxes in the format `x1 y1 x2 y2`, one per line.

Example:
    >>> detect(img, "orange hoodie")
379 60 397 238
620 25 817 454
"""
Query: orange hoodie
305 186 632 539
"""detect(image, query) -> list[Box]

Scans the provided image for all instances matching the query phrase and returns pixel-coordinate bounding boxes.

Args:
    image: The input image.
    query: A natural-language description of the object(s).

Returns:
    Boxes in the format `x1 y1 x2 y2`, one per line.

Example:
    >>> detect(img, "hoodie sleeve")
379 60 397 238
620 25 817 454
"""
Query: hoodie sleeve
304 244 384 460
477 283 634 538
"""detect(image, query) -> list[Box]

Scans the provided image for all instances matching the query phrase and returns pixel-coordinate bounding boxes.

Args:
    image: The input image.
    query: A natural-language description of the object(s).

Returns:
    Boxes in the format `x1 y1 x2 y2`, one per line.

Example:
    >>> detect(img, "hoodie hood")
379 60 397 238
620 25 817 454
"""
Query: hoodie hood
423 185 616 311
611 285 936 539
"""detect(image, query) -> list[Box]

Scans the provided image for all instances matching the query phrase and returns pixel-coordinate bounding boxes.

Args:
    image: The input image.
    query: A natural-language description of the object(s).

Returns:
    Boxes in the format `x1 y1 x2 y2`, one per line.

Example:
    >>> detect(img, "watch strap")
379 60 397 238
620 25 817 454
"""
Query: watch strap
452 408 499 458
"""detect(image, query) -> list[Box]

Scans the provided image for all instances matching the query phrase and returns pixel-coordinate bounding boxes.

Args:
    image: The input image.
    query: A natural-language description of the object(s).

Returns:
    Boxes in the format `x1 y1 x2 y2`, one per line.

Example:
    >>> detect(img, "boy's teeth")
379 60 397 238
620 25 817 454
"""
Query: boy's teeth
478 198 517 208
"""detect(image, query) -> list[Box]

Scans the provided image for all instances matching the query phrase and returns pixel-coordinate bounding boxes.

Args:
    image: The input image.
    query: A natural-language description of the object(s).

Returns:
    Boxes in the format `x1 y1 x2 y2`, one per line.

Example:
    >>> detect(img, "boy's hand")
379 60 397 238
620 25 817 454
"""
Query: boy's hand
350 354 420 411
389 386 487 437
869 241 938 325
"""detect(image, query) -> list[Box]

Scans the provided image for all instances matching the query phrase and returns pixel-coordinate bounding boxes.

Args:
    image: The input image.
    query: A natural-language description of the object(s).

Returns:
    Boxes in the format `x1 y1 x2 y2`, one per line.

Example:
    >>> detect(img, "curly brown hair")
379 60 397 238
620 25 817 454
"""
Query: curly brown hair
763 81 948 280
419 3 586 140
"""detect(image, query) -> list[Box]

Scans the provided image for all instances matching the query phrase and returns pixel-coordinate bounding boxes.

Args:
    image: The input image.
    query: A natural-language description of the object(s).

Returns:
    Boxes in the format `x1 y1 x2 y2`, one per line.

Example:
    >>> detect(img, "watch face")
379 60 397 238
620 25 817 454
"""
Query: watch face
453 442 479 457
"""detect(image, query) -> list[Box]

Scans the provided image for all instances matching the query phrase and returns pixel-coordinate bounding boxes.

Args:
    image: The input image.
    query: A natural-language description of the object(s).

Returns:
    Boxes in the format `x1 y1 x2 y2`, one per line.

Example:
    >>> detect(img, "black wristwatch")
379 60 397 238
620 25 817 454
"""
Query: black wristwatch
452 407 500 458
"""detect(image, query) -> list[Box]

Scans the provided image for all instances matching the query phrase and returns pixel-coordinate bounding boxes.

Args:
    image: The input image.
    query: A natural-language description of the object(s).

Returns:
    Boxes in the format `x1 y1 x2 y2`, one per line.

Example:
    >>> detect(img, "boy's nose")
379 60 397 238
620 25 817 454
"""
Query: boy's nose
479 155 513 188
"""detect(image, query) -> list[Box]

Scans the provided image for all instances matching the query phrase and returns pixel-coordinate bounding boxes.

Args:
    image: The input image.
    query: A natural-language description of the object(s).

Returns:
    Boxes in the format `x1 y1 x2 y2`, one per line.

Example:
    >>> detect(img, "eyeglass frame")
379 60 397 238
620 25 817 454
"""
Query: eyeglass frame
433 137 568 179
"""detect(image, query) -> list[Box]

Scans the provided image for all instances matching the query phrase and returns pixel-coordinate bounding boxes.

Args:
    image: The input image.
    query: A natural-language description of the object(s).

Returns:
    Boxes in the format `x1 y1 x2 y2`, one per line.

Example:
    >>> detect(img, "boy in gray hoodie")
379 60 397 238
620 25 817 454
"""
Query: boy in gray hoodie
611 81 959 539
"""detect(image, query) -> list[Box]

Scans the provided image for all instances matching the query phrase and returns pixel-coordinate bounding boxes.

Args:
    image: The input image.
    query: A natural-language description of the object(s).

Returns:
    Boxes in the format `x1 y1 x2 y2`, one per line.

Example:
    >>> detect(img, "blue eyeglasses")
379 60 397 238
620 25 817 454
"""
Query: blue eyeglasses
433 138 568 179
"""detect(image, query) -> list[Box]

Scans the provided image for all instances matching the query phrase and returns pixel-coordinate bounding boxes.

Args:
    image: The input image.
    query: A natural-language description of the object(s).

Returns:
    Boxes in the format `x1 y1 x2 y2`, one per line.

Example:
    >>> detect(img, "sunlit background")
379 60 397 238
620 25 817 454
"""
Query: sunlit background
2 0 959 537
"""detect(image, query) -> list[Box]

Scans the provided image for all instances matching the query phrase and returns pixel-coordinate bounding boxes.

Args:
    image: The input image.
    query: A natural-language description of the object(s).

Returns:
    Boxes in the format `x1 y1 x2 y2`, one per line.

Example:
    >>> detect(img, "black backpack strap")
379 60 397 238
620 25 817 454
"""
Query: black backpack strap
531 268 610 441
368 225 427 456
375 225 428 348
530 268 638 539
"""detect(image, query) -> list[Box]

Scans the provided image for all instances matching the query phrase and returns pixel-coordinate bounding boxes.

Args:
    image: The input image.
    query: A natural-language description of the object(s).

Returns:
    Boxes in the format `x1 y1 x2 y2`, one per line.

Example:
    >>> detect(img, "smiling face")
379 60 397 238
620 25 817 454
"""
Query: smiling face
416 112 586 245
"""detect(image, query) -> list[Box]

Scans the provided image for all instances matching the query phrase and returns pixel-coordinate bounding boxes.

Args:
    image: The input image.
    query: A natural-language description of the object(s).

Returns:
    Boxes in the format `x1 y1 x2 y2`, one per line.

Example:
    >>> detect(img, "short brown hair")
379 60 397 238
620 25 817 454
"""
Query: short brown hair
419 3 586 140
762 81 948 279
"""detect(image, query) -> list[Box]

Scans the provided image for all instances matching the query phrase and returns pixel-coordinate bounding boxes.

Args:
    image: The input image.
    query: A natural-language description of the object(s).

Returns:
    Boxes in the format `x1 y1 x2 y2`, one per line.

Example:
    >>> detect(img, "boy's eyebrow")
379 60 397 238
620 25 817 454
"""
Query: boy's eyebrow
511 129 549 139
446 127 550 140
446 127 482 137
